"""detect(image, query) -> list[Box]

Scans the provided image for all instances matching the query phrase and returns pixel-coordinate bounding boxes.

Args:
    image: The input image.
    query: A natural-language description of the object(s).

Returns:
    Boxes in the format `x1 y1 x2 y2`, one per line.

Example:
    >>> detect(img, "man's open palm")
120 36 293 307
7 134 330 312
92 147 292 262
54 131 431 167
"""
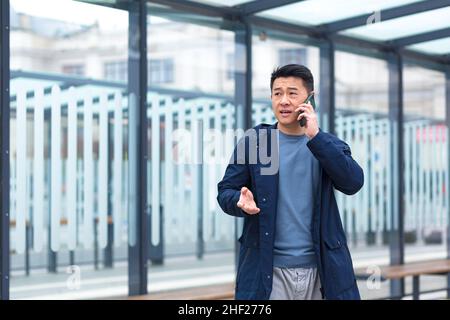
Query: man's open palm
237 187 260 215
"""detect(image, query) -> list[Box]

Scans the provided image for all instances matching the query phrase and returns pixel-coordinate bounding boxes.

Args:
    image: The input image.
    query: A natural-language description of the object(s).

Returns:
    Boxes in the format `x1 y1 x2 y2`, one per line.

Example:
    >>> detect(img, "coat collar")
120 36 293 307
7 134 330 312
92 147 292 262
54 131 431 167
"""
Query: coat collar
268 122 277 131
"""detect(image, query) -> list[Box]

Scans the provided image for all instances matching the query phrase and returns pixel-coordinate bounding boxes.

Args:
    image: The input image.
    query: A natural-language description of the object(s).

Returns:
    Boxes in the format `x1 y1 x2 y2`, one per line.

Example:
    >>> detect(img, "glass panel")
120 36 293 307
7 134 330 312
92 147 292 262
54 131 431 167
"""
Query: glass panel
257 0 424 26
342 7 450 41
336 52 389 114
10 0 129 299
403 65 447 298
408 37 450 55
146 5 236 293
335 51 390 299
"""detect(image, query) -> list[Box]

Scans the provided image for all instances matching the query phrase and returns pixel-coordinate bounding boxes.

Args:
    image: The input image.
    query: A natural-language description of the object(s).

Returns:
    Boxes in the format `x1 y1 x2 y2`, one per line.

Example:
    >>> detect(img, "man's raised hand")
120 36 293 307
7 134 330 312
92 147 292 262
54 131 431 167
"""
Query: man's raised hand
237 187 261 215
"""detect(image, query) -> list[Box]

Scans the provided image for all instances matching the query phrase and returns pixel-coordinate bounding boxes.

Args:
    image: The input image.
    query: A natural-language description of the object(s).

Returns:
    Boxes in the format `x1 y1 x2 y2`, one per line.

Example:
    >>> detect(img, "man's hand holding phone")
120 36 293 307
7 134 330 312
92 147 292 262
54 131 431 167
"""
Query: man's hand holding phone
237 187 260 215
295 92 319 139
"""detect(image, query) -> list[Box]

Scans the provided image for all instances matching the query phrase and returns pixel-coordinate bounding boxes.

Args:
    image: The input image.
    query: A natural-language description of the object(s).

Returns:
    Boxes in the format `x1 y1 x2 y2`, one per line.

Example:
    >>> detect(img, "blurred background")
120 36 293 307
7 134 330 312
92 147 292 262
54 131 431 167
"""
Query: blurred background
1 0 450 300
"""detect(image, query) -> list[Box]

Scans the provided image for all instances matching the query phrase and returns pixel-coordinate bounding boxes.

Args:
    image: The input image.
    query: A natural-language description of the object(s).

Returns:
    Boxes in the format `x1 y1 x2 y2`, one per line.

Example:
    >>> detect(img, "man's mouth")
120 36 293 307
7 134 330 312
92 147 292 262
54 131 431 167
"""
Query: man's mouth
280 110 293 115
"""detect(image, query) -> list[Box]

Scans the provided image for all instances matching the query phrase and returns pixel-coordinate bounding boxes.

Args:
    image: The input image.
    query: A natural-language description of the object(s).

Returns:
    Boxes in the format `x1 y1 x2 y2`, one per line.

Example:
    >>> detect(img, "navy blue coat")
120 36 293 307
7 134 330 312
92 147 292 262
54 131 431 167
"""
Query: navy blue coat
217 123 364 300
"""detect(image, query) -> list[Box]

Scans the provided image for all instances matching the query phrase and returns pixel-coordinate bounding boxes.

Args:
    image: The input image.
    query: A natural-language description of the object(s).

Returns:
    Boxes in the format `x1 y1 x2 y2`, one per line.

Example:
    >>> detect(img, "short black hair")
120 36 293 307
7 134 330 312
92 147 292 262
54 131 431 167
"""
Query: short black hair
270 64 314 92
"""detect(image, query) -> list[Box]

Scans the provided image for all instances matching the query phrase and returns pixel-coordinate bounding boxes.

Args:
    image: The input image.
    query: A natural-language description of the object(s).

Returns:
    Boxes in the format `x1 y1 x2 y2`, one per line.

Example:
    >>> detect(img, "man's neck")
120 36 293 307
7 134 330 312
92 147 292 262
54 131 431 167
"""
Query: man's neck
277 123 306 136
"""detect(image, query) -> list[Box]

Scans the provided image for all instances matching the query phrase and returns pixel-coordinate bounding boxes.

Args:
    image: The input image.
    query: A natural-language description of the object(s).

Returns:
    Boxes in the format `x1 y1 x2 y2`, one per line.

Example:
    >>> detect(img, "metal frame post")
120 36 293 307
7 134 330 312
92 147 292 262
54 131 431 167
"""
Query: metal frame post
235 19 252 131
445 68 450 299
0 0 10 301
319 39 335 135
233 18 252 270
128 0 148 296
388 51 405 299
104 115 113 268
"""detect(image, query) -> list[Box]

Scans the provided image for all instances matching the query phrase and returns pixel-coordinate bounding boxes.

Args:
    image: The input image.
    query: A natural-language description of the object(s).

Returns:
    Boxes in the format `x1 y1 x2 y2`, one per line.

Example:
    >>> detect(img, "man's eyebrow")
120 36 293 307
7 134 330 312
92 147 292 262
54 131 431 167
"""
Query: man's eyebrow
273 87 299 91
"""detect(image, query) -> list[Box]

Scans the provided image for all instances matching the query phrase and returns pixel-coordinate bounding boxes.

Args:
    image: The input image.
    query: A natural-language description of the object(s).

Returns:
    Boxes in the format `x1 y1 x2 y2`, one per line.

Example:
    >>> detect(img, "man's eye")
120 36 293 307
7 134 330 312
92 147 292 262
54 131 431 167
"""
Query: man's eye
274 93 280 96
290 93 297 95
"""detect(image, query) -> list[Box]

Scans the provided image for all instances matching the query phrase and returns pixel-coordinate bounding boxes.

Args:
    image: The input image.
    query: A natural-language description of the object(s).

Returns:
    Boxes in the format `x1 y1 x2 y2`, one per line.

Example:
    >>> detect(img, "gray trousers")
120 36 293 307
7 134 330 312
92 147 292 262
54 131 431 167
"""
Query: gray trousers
269 267 323 300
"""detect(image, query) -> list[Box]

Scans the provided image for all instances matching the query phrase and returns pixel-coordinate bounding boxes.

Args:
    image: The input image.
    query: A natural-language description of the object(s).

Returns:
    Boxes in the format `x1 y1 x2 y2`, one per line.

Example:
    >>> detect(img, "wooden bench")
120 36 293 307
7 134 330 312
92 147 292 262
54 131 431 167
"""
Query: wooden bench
355 259 450 300
129 283 235 300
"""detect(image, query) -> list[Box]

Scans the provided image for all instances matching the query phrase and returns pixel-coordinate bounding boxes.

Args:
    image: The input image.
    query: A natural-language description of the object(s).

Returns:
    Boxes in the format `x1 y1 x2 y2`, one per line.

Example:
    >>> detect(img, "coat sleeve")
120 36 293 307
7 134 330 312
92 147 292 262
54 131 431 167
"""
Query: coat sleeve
307 129 364 195
217 137 252 218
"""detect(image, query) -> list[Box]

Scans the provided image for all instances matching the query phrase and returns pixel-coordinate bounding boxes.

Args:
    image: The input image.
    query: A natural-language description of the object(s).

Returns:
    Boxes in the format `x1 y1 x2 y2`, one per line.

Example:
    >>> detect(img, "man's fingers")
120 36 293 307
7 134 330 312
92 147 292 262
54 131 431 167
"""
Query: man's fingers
304 101 314 111
247 206 260 215
295 103 312 112
237 187 259 214
295 106 313 114
241 187 255 201
238 201 260 215
297 113 310 121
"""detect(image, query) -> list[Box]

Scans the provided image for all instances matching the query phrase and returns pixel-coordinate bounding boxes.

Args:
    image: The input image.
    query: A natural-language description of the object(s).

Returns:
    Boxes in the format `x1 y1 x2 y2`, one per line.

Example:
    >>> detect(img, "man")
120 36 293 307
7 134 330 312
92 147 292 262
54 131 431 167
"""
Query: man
217 64 363 300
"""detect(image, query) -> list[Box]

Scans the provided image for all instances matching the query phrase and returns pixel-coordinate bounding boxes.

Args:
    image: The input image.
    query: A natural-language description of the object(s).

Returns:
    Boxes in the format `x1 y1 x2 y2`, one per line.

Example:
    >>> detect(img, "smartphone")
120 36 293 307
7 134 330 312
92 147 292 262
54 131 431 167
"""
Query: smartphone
299 92 315 127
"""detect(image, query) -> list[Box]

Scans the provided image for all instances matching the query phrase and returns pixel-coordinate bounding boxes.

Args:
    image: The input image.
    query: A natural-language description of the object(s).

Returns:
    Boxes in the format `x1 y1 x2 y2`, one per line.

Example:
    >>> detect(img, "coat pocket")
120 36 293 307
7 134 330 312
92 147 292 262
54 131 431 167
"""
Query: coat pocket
323 238 356 295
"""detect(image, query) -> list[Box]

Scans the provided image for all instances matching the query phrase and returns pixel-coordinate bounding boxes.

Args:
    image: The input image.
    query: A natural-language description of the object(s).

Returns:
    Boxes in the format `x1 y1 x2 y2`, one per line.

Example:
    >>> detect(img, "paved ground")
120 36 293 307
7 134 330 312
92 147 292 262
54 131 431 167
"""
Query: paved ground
9 243 449 300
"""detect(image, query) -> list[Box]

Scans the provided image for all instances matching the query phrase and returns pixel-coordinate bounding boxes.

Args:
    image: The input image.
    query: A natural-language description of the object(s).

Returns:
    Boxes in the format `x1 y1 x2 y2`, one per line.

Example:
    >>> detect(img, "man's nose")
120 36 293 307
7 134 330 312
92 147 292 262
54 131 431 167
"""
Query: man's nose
280 94 289 104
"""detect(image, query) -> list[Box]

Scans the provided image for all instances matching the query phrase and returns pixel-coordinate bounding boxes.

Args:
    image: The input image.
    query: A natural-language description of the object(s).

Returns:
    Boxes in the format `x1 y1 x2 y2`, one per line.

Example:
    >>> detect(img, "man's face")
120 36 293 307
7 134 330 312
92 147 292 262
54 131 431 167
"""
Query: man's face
271 76 309 127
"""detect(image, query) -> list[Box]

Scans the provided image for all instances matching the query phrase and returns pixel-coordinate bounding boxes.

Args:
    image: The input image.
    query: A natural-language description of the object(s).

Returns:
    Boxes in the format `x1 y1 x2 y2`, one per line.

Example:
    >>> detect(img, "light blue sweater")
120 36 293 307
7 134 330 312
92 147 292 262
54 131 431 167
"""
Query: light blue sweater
273 130 320 268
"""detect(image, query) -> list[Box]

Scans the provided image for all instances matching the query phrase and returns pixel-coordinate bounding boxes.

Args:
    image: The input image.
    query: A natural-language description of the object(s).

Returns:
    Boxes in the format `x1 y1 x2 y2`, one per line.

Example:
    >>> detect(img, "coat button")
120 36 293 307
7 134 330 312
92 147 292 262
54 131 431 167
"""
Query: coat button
262 198 267 202
337 240 341 246
265 232 269 236
267 275 271 279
